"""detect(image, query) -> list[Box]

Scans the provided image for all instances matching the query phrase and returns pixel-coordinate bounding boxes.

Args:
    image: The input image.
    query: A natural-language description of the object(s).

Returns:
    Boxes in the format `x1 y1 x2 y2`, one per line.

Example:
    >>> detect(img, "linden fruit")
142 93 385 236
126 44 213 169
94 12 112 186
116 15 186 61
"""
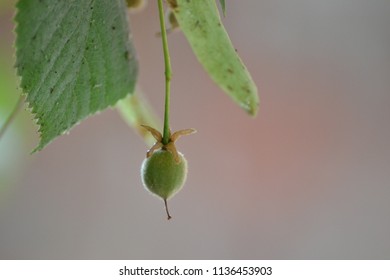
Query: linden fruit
140 125 195 220
141 149 188 219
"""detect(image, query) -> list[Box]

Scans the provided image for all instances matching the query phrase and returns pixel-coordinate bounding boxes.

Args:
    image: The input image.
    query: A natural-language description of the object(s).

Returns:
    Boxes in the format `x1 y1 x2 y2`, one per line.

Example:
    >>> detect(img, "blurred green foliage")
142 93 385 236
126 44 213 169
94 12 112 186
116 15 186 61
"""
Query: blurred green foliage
0 3 32 192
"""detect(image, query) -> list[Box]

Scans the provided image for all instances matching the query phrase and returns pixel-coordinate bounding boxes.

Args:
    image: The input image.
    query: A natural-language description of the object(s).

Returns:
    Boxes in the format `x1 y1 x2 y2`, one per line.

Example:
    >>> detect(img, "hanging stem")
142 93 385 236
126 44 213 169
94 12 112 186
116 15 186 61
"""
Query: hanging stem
164 199 172 220
157 0 172 145
0 95 24 141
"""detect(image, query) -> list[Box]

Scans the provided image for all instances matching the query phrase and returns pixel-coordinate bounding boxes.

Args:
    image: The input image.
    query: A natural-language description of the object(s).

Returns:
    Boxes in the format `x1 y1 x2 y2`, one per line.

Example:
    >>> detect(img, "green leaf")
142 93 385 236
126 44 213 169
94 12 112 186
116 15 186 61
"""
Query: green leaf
219 0 226 17
15 0 138 151
171 0 258 116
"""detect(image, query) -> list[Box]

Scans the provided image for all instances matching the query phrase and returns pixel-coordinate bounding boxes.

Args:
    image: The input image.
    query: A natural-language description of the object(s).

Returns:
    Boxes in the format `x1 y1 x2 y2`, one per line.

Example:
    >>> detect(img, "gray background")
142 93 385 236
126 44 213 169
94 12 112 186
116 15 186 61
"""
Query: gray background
0 0 389 259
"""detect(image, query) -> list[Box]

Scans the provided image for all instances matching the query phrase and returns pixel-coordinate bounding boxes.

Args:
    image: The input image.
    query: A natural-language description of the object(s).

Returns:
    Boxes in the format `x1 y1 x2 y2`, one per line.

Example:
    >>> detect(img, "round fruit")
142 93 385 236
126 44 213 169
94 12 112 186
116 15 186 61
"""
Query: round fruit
141 149 188 219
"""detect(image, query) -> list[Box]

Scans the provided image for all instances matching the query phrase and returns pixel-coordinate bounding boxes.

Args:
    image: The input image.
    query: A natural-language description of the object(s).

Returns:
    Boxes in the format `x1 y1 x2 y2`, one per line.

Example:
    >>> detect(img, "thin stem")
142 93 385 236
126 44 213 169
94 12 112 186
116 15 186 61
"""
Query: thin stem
164 199 172 220
0 95 24 141
157 0 172 145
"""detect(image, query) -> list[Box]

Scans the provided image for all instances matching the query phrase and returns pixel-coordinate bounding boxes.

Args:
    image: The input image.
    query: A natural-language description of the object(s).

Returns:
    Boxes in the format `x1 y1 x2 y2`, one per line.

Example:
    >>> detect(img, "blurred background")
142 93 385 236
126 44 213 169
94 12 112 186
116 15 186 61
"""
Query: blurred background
1 0 390 259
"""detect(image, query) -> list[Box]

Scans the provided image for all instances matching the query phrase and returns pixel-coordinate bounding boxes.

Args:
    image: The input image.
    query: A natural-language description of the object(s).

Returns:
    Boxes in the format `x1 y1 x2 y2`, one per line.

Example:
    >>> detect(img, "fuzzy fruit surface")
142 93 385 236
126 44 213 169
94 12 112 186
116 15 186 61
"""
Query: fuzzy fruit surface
141 149 188 200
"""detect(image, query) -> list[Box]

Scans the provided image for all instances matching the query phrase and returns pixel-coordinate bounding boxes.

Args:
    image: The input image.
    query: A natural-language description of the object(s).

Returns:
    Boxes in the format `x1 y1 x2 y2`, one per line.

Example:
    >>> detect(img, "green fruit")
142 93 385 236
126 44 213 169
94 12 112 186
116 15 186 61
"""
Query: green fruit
141 149 188 219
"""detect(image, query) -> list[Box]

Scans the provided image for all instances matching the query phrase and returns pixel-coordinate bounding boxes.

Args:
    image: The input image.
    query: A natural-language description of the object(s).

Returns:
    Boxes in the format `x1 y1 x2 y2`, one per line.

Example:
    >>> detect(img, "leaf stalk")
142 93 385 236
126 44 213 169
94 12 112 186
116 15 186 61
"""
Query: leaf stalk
157 0 172 145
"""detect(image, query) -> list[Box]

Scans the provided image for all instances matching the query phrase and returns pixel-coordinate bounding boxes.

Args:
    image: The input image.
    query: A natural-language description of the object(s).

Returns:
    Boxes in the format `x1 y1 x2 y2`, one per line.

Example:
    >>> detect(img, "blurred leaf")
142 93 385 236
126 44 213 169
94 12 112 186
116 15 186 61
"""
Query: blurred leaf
0 54 29 192
117 88 162 147
15 0 138 151
0 55 17 108
171 0 258 116
219 0 226 17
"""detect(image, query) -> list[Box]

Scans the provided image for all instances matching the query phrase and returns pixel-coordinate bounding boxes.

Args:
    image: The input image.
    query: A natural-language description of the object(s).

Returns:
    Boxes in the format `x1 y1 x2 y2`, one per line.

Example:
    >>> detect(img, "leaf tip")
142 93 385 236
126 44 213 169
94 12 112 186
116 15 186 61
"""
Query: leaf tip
241 86 259 117
244 100 259 117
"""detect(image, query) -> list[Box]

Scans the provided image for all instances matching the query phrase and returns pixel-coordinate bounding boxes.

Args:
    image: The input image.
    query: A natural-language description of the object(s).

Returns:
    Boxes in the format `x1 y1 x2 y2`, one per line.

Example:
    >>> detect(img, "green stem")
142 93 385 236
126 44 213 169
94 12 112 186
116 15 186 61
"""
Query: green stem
157 0 172 145
0 95 24 141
